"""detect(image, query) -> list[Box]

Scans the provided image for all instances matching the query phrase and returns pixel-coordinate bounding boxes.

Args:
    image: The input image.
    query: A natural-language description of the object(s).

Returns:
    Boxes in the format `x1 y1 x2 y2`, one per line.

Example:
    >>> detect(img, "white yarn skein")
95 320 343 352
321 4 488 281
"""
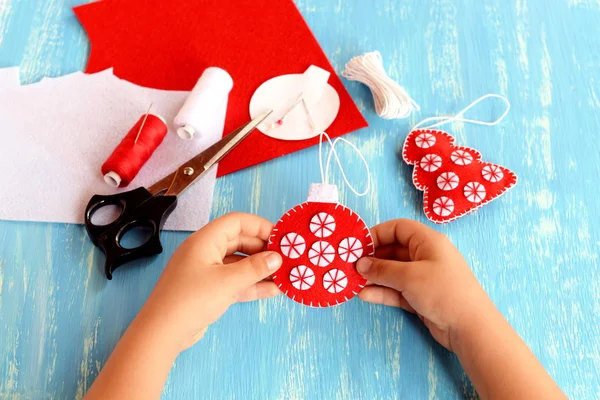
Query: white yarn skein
342 51 419 120
174 67 234 140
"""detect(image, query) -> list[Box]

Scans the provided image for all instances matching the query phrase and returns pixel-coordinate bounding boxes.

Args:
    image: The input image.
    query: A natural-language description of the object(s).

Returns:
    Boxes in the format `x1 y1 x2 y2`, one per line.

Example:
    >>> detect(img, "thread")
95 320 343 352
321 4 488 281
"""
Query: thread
318 132 371 197
342 51 419 120
174 67 233 140
101 114 168 187
411 94 510 132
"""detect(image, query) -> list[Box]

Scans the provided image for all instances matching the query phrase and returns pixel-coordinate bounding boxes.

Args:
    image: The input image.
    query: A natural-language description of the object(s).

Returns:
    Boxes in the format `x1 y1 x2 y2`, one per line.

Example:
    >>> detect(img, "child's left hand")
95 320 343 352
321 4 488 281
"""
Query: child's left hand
140 212 282 351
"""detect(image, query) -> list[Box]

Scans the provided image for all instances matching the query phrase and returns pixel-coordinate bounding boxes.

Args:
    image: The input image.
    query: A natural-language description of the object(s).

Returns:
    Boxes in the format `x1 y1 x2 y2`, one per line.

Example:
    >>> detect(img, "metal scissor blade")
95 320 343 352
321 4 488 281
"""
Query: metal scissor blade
203 109 272 171
148 110 272 196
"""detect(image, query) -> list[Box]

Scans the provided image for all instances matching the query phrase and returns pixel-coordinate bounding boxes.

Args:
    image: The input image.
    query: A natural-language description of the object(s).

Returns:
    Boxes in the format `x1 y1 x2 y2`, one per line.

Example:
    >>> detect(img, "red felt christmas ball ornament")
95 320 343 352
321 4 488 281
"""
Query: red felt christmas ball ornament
268 184 374 308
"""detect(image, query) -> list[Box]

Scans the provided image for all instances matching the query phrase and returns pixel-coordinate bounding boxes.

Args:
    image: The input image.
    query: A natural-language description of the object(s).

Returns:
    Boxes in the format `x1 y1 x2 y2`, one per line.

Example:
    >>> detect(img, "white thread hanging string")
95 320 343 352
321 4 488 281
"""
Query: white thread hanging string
318 132 371 197
342 51 419 120
411 94 510 132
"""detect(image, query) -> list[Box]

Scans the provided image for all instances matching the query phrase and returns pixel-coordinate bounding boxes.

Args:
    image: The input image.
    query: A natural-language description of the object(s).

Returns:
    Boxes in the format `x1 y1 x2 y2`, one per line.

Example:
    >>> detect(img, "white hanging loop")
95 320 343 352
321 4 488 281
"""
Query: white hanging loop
318 132 370 197
410 94 510 132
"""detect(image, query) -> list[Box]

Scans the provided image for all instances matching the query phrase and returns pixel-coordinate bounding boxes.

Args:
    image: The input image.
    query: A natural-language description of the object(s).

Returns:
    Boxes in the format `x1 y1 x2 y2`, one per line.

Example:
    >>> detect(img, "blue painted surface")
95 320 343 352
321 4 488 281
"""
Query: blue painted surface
1 0 599 398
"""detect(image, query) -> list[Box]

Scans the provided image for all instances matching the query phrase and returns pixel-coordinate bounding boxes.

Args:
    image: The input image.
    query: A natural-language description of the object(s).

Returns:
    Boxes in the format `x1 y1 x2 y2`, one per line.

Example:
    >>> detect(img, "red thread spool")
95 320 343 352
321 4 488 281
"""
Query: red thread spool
101 114 168 187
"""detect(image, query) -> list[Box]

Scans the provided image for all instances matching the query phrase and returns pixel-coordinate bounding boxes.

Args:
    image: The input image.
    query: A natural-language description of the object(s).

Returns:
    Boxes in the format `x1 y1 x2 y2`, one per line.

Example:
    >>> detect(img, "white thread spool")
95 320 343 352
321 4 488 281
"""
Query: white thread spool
342 51 419 120
174 67 233 140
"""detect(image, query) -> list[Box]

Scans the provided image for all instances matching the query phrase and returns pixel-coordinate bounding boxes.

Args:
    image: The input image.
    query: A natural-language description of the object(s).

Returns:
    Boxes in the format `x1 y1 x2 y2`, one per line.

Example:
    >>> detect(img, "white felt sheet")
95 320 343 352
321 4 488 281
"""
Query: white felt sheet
0 68 222 231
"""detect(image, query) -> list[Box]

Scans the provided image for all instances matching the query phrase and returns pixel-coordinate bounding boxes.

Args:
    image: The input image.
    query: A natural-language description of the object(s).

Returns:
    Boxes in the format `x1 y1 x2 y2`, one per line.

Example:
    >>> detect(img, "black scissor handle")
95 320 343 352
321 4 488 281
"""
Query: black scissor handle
84 187 177 280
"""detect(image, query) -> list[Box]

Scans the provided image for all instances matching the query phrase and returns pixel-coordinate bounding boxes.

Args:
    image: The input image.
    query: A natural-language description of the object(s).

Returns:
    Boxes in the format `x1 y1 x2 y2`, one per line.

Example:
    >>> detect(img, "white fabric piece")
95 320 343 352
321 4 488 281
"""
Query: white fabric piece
307 183 339 203
0 68 221 231
249 65 340 141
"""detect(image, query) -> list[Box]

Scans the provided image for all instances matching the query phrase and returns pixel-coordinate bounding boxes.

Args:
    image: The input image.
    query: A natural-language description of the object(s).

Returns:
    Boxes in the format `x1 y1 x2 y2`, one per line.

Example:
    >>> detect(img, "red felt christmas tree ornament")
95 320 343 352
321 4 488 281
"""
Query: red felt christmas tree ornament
267 134 373 308
402 95 517 223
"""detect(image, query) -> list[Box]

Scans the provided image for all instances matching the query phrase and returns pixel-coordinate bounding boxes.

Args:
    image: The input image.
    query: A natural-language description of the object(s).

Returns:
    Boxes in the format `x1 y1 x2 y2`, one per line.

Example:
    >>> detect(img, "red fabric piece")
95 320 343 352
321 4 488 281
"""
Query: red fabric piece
267 201 373 307
73 0 368 176
402 129 517 224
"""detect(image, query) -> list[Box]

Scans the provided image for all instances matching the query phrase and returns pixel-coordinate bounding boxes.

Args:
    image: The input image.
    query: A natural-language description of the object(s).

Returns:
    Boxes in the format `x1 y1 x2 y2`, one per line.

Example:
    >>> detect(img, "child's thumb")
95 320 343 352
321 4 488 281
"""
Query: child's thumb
227 251 282 288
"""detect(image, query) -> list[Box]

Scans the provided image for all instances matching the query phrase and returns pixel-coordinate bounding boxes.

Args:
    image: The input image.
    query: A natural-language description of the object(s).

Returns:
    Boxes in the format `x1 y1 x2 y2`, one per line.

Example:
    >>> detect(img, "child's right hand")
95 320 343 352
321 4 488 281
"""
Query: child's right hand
356 219 495 352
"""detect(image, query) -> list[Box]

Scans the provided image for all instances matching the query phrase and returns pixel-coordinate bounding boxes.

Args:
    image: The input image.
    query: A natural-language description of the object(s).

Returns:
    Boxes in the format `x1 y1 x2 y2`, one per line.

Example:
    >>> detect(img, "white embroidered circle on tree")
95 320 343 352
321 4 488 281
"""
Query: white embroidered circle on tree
289 265 315 290
249 65 340 141
451 149 473 166
338 237 364 263
280 233 306 259
437 172 460 191
420 154 442 172
415 132 436 149
482 165 504 182
464 182 487 203
309 212 336 238
432 196 454 217
323 269 348 294
308 241 335 267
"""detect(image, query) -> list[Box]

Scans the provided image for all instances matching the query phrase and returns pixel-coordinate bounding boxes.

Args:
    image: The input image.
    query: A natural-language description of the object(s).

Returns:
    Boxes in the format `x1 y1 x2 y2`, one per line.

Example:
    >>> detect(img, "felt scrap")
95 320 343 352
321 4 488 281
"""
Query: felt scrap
402 129 517 223
73 0 368 176
0 68 219 231
268 201 373 307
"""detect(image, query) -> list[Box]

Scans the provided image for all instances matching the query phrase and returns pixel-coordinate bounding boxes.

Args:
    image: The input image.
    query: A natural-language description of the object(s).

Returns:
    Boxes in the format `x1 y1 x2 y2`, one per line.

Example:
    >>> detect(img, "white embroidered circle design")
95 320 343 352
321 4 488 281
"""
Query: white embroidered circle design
437 172 460 191
415 133 436 149
432 197 455 217
338 237 364 263
464 182 487 203
309 212 336 238
308 241 335 267
323 269 348 294
482 165 504 183
289 265 315 290
451 149 473 166
419 154 442 172
280 233 306 259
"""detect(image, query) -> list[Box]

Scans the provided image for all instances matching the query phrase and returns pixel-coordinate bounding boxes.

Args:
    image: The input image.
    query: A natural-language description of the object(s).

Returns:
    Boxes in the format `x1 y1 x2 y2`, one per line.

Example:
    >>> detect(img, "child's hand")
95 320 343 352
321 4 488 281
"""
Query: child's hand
356 219 493 352
141 212 282 351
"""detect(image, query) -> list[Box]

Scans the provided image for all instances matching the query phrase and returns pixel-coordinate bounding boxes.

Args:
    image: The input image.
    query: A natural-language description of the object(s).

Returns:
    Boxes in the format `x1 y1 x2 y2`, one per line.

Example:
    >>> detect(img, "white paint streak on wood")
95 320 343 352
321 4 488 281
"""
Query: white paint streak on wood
75 318 101 400
540 28 553 108
428 348 437 400
20 0 64 80
0 0 12 47
425 0 463 101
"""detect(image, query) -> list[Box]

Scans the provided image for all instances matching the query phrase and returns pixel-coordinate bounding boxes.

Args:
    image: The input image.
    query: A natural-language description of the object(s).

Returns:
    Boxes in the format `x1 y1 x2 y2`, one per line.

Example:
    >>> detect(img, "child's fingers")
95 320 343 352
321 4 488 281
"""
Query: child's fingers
370 219 443 261
224 235 267 257
226 251 282 288
358 286 416 313
192 212 274 257
236 282 281 302
223 255 244 264
374 244 411 261
356 257 425 292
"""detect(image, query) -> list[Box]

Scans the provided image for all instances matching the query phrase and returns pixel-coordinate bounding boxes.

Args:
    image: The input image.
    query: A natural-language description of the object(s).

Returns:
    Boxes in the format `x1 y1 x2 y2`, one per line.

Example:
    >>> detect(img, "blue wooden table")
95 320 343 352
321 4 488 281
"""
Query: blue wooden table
1 0 599 398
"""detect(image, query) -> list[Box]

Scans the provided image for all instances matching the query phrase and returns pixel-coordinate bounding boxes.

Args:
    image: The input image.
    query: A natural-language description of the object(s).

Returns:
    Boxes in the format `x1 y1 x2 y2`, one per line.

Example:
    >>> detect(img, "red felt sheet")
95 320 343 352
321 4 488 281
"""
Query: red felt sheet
73 0 368 176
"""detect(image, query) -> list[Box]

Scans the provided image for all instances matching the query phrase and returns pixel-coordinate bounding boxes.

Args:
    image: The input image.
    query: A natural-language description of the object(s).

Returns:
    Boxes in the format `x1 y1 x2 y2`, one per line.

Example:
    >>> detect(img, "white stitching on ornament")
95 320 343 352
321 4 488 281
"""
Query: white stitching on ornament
338 237 364 263
323 269 348 293
308 241 335 267
437 172 460 191
419 154 442 172
482 164 504 182
289 265 315 290
280 232 306 259
309 212 336 238
464 182 486 203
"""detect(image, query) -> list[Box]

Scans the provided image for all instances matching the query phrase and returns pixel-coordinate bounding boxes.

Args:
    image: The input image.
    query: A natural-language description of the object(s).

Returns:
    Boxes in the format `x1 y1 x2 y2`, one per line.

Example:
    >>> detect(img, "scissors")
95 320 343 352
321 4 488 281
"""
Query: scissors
84 110 272 280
